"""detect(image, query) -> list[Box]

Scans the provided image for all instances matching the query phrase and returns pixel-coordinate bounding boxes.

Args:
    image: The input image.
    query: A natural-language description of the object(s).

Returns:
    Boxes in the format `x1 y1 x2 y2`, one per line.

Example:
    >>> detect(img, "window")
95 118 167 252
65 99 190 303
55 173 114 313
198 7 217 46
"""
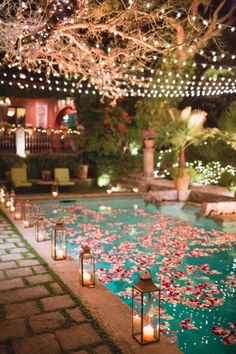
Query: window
7 107 26 125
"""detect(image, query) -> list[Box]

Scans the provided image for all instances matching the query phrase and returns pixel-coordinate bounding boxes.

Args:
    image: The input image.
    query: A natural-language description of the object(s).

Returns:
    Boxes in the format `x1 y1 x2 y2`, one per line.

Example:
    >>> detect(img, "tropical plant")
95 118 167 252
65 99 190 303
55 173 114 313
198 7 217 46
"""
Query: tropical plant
161 106 214 167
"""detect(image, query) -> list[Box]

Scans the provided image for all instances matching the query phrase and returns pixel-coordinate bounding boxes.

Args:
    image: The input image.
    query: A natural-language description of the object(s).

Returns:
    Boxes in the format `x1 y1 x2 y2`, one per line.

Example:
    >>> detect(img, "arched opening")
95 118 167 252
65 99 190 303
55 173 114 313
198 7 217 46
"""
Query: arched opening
55 106 78 128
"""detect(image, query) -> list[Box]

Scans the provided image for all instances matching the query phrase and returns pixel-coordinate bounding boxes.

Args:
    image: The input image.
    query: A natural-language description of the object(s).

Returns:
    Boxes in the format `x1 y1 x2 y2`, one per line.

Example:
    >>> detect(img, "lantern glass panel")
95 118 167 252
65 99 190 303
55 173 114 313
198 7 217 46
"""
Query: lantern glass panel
52 182 59 197
14 200 23 220
35 218 47 242
79 249 95 287
22 200 33 227
51 223 67 260
132 280 160 345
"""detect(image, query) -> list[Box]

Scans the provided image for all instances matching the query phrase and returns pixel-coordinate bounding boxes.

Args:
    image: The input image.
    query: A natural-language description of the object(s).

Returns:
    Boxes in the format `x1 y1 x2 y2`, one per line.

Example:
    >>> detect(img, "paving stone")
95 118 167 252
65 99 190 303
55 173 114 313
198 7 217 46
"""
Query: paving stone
0 250 6 255
56 324 101 351
26 274 53 285
1 253 23 261
18 259 40 267
0 318 26 341
72 351 88 354
6 267 33 279
32 265 47 274
66 307 87 323
0 272 5 280
9 247 28 254
0 261 17 270
5 237 20 242
5 301 40 319
92 345 112 354
0 278 25 291
0 344 8 354
13 333 61 354
0 243 15 249
24 253 35 258
1 231 15 234
41 295 74 311
0 285 49 304
29 311 66 333
16 242 25 247
50 282 64 295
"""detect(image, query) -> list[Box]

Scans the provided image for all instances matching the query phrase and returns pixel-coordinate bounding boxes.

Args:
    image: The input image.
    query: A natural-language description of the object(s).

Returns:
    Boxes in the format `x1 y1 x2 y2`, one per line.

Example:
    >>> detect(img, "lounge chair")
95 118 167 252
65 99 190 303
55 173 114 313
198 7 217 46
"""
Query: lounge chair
11 167 32 188
54 168 75 186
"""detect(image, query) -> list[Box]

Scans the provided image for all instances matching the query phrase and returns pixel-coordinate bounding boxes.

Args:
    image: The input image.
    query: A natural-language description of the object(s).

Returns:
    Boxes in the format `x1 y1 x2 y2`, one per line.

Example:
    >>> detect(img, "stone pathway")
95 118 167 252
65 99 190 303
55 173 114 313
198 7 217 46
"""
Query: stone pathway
0 213 122 354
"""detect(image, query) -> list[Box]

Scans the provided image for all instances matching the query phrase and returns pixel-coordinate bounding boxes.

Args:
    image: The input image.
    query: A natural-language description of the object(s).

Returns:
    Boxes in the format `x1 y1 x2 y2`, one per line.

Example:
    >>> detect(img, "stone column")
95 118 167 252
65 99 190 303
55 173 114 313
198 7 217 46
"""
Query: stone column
16 128 26 157
143 147 154 177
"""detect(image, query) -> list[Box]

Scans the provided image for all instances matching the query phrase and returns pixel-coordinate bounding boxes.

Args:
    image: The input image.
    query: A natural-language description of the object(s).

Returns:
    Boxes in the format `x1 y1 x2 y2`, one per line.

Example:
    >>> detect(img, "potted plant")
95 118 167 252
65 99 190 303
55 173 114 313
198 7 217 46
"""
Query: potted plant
39 154 53 181
142 128 157 148
161 106 214 190
170 166 197 190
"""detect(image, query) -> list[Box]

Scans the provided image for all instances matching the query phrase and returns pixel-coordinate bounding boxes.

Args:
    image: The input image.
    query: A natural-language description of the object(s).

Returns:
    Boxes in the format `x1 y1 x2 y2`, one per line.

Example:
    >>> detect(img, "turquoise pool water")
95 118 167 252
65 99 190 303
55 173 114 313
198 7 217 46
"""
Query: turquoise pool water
35 197 236 354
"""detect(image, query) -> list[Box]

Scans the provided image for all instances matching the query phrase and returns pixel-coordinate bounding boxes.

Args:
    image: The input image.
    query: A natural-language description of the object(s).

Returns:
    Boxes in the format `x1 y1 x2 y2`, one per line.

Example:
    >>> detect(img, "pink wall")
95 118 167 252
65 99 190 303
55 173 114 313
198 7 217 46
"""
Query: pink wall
5 97 58 128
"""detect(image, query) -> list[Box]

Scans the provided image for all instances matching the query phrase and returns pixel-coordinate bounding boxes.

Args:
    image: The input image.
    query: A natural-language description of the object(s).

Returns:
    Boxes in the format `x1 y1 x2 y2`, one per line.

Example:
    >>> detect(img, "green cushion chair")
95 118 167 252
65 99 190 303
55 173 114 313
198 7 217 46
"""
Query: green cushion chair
11 168 32 188
54 168 75 186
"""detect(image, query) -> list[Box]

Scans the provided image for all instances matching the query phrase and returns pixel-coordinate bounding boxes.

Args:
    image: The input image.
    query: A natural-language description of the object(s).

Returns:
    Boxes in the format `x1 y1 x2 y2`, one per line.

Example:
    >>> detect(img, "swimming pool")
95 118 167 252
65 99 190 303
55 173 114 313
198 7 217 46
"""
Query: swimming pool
35 196 236 354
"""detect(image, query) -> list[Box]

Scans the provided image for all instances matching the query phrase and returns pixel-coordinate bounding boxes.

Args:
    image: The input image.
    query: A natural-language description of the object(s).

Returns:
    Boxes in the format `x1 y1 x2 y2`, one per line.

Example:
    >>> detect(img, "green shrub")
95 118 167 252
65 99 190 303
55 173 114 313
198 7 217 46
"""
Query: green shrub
26 154 79 179
218 171 235 187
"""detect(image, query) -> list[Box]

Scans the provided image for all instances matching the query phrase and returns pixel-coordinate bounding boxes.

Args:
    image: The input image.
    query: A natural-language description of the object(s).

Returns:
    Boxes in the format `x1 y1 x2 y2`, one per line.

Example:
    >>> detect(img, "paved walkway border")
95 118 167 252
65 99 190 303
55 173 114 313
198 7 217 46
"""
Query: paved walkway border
0 211 122 354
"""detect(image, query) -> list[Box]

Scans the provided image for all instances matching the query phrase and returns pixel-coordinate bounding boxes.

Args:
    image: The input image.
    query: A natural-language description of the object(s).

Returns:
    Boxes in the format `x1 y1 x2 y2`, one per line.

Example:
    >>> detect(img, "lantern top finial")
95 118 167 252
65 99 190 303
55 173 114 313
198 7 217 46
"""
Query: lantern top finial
55 220 65 230
134 268 159 293
82 245 91 254
138 268 152 281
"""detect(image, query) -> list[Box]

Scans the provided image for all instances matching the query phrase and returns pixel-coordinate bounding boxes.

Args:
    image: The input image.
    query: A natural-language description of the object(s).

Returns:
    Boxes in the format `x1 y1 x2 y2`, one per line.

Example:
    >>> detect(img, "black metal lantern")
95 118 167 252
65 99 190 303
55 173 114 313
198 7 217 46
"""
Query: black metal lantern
35 217 48 242
132 269 160 345
79 246 95 287
22 200 33 227
51 221 67 260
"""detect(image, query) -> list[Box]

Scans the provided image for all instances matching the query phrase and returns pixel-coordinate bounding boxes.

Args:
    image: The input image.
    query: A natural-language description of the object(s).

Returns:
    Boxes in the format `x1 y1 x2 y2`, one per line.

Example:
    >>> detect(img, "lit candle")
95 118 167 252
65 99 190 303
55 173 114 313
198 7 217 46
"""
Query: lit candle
133 314 141 331
133 204 138 211
52 191 58 197
53 209 58 214
1 197 5 204
37 233 44 242
143 324 154 342
23 220 29 228
6 200 11 208
133 188 139 193
83 271 91 285
106 189 112 194
56 249 64 260
10 205 15 213
156 324 160 337
15 212 22 220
